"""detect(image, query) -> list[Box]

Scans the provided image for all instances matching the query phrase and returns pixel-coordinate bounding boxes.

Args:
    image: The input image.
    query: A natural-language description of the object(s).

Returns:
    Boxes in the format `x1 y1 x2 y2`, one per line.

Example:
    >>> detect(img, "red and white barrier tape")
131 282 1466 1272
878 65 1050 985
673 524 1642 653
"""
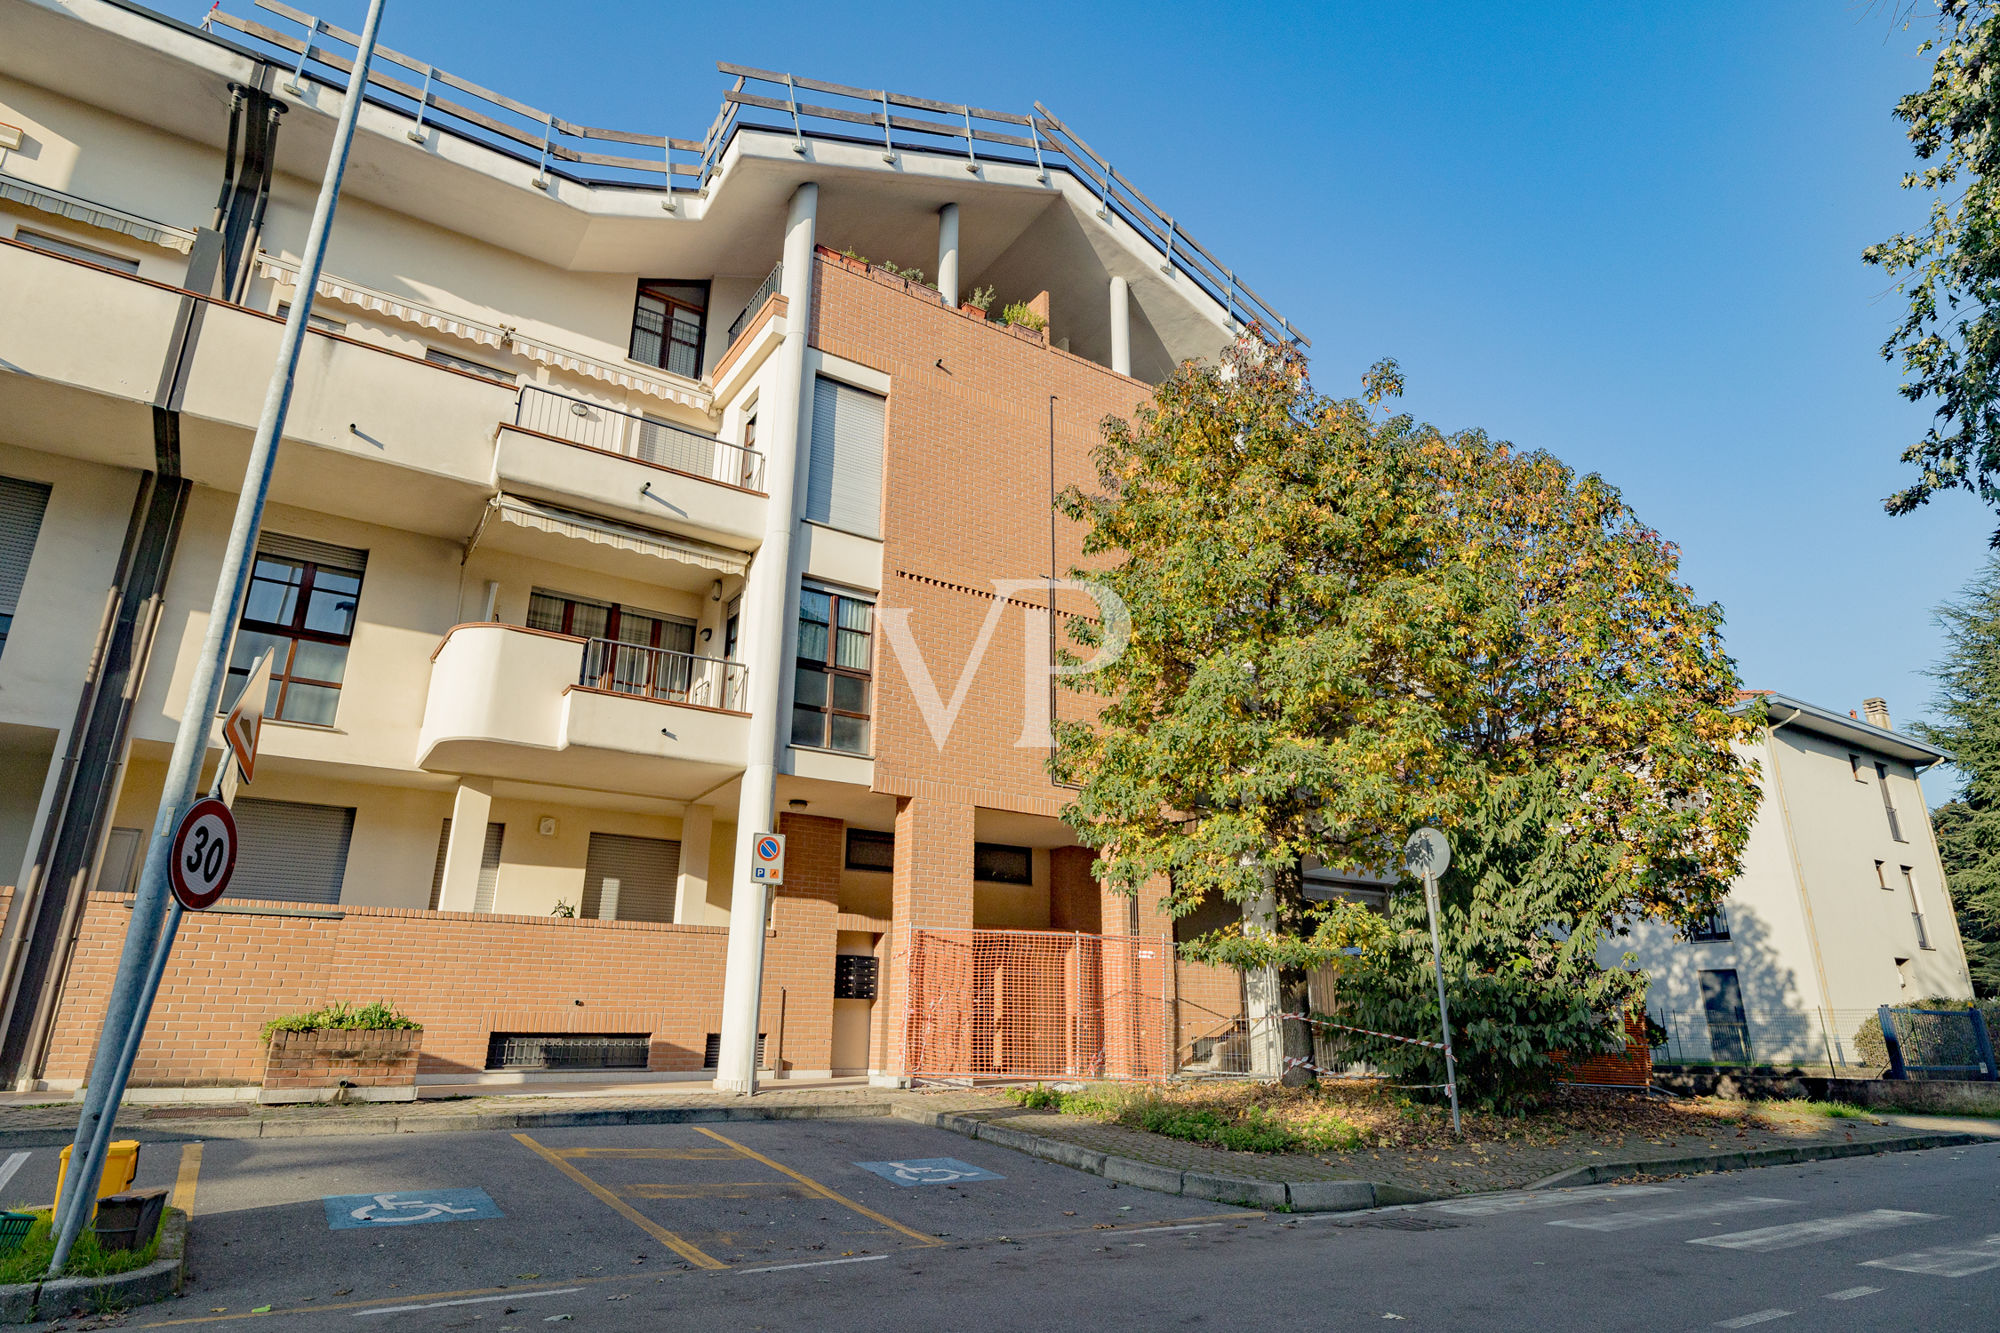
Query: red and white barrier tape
1276 1012 1447 1051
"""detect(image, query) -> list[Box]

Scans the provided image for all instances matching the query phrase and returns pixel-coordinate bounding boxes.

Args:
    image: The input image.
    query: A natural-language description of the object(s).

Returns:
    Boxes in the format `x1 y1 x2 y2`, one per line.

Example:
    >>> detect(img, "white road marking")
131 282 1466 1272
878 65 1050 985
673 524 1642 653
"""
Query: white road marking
1429 1185 1676 1217
1715 1310 1792 1328
0 1152 29 1197
745 1255 890 1274
1862 1232 2000 1278
1823 1287 1882 1301
1549 1196 1793 1232
1689 1210 1938 1252
354 1288 581 1316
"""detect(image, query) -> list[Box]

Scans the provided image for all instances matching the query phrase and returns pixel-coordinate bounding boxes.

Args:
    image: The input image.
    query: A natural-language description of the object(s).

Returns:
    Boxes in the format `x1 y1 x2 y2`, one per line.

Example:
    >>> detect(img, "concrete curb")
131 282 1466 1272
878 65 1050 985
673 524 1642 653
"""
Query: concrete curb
0 1207 186 1324
0 1101 899 1147
888 1105 1435 1214
1524 1131 1989 1190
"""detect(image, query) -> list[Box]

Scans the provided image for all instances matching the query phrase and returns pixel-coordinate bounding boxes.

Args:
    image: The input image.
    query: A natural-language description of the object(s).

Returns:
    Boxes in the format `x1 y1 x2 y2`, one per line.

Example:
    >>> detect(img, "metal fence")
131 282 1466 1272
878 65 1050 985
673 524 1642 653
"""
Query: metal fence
580 639 745 713
725 262 783 346
1649 1006 1895 1072
1880 1006 1999 1081
514 385 764 490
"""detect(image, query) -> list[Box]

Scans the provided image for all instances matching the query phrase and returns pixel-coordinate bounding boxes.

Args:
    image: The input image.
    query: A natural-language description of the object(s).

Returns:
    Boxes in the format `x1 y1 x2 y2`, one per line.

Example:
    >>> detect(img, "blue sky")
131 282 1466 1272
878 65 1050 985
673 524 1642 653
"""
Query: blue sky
175 1 1992 795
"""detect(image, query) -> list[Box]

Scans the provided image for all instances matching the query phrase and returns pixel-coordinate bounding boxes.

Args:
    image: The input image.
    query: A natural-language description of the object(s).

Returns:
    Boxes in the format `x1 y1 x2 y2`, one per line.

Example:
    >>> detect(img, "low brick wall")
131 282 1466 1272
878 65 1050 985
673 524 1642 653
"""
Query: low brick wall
262 1027 422 1093
1563 1014 1655 1088
37 870 837 1086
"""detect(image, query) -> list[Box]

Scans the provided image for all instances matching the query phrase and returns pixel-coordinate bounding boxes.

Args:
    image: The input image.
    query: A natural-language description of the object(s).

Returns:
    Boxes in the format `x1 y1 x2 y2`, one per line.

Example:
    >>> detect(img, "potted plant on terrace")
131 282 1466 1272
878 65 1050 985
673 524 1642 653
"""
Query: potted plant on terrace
259 1000 423 1105
962 285 995 320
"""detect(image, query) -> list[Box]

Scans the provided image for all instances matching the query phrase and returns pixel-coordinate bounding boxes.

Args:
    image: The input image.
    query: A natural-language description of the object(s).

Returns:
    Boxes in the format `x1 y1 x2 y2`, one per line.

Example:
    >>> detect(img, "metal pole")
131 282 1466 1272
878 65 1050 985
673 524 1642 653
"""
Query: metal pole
1422 870 1461 1136
45 0 390 1275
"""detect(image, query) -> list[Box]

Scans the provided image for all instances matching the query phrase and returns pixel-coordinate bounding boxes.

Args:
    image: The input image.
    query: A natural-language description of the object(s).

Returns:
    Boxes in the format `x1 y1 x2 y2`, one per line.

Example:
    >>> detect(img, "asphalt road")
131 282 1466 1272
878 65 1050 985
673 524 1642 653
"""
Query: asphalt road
8 1121 2000 1330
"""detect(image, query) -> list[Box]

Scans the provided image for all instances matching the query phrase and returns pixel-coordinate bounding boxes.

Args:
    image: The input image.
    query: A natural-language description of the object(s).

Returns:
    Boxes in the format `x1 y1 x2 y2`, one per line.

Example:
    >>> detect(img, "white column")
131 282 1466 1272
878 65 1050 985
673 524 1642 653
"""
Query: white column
1108 275 1131 377
1242 872 1282 1077
937 202 960 309
675 804 714 924
716 181 818 1094
435 778 494 912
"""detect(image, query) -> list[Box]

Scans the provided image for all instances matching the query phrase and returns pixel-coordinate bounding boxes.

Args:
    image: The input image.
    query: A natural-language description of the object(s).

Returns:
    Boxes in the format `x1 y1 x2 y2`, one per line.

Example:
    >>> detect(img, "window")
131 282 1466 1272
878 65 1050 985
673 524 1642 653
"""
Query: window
974 842 1033 885
582 832 681 923
529 589 697 699
424 347 516 384
0 475 52 660
276 301 347 335
1904 866 1934 950
845 829 895 872
14 227 140 274
224 534 367 726
1876 763 1906 842
630 280 708 379
793 585 874 754
722 595 741 662
805 376 886 537
1850 753 1866 783
228 797 354 904
1687 907 1730 942
1876 859 1889 889
428 819 505 912
93 828 143 895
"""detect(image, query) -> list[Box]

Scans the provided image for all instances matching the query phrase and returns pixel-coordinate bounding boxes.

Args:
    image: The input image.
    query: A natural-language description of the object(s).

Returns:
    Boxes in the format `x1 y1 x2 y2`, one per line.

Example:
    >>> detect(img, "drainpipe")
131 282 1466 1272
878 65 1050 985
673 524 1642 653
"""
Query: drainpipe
936 203 959 310
715 181 817 1095
1764 707 1840 1037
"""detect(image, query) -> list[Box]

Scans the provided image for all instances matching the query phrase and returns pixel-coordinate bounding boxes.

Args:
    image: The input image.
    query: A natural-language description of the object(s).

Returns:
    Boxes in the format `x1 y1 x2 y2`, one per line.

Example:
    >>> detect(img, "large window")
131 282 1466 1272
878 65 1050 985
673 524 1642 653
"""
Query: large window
630 280 708 379
974 842 1033 885
1876 762 1906 842
530 589 697 700
224 535 367 726
0 475 52 660
805 376 886 537
14 227 140 274
793 585 874 754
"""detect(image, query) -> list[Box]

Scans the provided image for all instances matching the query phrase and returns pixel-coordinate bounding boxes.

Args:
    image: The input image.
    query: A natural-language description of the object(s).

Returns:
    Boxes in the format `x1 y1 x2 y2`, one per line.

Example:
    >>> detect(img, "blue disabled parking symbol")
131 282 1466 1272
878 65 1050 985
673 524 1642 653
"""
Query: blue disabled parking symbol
324 1188 502 1229
854 1158 1003 1187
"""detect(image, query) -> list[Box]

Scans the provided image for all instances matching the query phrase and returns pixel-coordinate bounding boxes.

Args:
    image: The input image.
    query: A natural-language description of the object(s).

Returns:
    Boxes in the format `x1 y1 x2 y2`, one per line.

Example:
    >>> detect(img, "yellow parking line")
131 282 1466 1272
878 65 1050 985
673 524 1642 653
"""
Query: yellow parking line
512 1133 727 1270
622 1182 811 1200
553 1147 741 1161
693 1126 938 1247
171 1143 203 1217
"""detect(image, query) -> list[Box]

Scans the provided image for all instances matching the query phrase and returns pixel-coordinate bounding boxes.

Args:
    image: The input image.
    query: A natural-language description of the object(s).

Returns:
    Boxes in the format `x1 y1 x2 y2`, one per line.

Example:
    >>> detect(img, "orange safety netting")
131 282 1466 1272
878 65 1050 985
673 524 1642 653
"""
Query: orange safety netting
903 928 1177 1081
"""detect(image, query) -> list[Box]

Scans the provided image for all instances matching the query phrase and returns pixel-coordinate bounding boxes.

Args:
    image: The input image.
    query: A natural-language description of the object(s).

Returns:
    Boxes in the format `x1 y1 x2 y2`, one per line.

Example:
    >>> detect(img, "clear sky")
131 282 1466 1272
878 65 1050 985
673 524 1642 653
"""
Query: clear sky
169 1 1993 795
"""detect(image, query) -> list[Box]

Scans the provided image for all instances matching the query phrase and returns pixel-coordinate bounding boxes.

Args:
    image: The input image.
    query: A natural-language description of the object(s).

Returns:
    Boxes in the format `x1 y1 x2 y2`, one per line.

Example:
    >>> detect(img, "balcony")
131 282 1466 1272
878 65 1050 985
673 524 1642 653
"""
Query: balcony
417 623 749 797
496 386 767 550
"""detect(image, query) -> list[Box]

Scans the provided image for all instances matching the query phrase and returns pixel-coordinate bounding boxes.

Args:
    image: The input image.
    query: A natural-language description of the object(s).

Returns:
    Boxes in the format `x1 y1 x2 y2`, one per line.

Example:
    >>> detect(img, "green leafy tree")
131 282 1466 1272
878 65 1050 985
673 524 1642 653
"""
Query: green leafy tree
1913 555 2000 994
1053 338 1760 1105
1865 1 2000 531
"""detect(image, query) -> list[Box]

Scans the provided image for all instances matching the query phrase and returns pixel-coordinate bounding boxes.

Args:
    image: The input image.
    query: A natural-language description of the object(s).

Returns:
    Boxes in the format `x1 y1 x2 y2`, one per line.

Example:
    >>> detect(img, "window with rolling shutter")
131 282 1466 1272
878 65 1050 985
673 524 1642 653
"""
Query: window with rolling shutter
228 797 355 904
428 819 505 911
0 475 52 659
581 833 680 923
805 376 885 538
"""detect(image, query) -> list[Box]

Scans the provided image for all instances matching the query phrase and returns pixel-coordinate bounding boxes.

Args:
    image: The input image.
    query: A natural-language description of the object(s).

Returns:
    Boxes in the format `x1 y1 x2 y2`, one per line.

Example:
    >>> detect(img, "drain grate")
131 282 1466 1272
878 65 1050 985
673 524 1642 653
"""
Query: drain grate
1340 1213 1462 1231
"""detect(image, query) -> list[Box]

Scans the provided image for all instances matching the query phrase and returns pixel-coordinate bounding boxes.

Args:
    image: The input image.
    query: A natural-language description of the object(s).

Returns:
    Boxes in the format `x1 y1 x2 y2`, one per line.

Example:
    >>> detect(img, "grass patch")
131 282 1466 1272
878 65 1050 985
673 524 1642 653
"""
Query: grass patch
1004 1084 1361 1154
0 1208 164 1284
1765 1099 1873 1120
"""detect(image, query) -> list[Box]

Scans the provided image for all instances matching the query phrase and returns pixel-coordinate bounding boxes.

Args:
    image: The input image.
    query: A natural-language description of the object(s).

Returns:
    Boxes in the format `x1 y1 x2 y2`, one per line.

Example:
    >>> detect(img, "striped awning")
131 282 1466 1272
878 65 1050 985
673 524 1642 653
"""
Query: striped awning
254 253 712 411
0 174 196 253
489 494 747 577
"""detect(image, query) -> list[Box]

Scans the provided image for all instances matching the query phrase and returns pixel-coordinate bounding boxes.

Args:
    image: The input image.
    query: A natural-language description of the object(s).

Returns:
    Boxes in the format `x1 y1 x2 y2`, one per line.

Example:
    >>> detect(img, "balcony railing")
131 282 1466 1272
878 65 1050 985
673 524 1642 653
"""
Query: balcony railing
726 262 783 346
514 385 765 490
580 638 746 712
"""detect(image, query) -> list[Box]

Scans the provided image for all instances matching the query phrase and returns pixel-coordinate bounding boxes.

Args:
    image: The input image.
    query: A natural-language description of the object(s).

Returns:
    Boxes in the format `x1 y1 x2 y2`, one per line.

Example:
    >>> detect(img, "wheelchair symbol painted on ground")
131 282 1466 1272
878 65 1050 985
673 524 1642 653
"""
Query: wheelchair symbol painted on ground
854 1158 1004 1187
323 1187 504 1228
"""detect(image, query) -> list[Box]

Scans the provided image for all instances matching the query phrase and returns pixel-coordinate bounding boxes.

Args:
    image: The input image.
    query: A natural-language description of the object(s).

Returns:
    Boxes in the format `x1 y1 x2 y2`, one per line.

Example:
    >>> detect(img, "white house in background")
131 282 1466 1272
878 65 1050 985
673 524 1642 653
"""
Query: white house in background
1612 693 1974 1068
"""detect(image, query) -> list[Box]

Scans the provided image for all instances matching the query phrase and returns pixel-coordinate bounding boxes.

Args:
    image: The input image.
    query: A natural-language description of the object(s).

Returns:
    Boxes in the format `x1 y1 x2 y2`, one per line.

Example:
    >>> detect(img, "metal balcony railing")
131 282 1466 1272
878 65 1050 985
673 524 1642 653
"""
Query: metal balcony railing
580 638 746 713
204 3 1306 349
514 385 765 490
725 262 783 347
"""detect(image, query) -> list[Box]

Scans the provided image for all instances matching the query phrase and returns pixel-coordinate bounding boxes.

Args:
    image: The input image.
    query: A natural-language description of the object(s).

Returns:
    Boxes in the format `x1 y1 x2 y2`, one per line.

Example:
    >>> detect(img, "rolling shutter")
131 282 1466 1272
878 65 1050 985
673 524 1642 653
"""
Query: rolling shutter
428 819 505 911
0 475 53 616
257 532 368 575
582 832 680 924
805 376 885 538
229 797 354 905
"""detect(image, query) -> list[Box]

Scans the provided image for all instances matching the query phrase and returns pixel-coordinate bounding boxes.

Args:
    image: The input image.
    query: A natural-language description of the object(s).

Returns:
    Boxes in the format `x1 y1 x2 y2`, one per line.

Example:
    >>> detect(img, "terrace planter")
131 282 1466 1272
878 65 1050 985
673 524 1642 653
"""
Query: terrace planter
260 1027 422 1104
960 304 987 320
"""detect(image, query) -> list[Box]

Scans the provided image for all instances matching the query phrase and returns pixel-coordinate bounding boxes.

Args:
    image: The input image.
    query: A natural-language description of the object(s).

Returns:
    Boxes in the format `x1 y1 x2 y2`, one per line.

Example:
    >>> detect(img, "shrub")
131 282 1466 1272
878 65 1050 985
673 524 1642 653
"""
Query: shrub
261 1000 421 1041
998 301 1047 332
1852 997 2000 1069
963 284 996 312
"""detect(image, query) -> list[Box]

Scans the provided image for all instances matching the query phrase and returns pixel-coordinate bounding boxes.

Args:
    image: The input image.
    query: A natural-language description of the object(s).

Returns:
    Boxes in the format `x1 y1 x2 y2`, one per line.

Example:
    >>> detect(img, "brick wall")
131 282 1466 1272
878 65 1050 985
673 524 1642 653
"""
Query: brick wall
39 890 833 1087
1563 1012 1656 1088
262 1028 420 1089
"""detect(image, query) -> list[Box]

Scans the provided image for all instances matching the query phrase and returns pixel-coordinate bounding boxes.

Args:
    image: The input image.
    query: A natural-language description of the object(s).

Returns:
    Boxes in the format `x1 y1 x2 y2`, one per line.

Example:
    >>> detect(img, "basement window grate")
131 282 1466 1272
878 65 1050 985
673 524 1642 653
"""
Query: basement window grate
484 1032 650 1071
703 1033 766 1069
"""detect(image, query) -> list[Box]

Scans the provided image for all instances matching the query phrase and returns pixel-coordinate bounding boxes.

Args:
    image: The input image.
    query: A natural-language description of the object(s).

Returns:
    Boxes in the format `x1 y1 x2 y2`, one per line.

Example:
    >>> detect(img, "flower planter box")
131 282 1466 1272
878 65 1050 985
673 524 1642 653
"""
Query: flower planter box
260 1027 422 1104
960 304 988 320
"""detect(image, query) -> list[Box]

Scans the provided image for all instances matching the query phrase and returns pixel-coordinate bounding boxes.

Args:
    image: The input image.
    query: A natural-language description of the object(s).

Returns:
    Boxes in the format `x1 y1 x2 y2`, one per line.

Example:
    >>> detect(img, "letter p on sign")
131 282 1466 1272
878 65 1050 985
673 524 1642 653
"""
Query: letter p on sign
751 832 785 885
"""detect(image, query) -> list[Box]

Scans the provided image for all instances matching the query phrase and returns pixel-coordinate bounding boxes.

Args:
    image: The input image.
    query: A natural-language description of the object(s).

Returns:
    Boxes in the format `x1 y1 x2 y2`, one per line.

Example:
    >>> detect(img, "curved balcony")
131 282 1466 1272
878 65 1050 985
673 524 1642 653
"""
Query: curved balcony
417 623 749 797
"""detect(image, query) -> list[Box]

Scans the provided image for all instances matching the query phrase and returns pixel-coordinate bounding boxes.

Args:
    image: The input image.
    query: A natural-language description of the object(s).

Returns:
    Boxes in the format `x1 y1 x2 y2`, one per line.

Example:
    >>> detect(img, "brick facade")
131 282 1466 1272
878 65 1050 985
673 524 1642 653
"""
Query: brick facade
261 1027 421 1092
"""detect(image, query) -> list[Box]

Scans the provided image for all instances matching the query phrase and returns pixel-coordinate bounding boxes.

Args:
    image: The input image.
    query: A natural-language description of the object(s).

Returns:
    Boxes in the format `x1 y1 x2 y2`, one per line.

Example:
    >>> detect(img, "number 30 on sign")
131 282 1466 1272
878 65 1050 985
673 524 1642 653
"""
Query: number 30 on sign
169 797 238 911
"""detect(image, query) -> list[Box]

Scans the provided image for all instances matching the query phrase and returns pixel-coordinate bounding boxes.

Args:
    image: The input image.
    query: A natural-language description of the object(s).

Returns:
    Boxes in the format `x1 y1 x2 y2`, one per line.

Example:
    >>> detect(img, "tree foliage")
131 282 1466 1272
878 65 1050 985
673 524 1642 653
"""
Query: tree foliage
1913 555 2000 994
1865 0 2000 533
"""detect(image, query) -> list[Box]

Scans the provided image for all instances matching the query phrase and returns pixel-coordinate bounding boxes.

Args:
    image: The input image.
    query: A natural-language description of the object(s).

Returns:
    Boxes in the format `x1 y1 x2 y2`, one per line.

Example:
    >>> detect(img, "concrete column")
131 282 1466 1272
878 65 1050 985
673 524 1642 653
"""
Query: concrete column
434 778 494 912
936 202 960 309
1108 275 1131 377
1241 872 1282 1077
675 804 714 924
716 180 819 1094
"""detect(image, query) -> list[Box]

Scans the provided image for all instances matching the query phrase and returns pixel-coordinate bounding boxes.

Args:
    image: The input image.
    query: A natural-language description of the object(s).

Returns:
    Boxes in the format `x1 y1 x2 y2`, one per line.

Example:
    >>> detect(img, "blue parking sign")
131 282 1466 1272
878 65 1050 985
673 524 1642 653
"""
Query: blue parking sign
324 1188 502 1229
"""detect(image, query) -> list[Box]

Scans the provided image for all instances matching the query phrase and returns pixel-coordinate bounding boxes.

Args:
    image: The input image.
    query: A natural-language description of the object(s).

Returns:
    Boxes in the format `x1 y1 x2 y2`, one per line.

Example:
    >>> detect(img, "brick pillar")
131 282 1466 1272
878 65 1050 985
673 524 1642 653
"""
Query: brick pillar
768 812 841 1077
884 796 974 1077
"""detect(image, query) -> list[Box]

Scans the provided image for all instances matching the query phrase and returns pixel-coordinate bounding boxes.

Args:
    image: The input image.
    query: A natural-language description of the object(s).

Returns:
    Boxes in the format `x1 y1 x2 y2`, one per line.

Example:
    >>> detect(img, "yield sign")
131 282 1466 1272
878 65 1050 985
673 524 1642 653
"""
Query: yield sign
223 648 274 786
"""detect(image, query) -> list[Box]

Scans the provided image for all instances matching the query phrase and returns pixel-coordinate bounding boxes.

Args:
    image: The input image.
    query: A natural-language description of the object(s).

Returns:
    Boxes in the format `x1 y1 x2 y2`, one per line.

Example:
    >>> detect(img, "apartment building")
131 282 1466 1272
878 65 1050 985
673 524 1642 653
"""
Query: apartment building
1615 693 1975 1068
0 0 1295 1091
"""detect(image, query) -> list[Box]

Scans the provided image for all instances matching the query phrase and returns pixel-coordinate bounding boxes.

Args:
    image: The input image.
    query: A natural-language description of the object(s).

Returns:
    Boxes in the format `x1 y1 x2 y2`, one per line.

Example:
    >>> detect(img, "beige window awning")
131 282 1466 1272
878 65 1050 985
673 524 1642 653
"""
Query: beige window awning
0 174 196 253
487 494 748 577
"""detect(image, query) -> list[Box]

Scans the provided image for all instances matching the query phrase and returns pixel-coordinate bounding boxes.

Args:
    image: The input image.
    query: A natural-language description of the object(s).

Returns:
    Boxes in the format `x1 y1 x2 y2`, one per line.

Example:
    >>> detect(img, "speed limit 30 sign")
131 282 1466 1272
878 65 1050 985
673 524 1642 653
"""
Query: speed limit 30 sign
169 796 238 911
